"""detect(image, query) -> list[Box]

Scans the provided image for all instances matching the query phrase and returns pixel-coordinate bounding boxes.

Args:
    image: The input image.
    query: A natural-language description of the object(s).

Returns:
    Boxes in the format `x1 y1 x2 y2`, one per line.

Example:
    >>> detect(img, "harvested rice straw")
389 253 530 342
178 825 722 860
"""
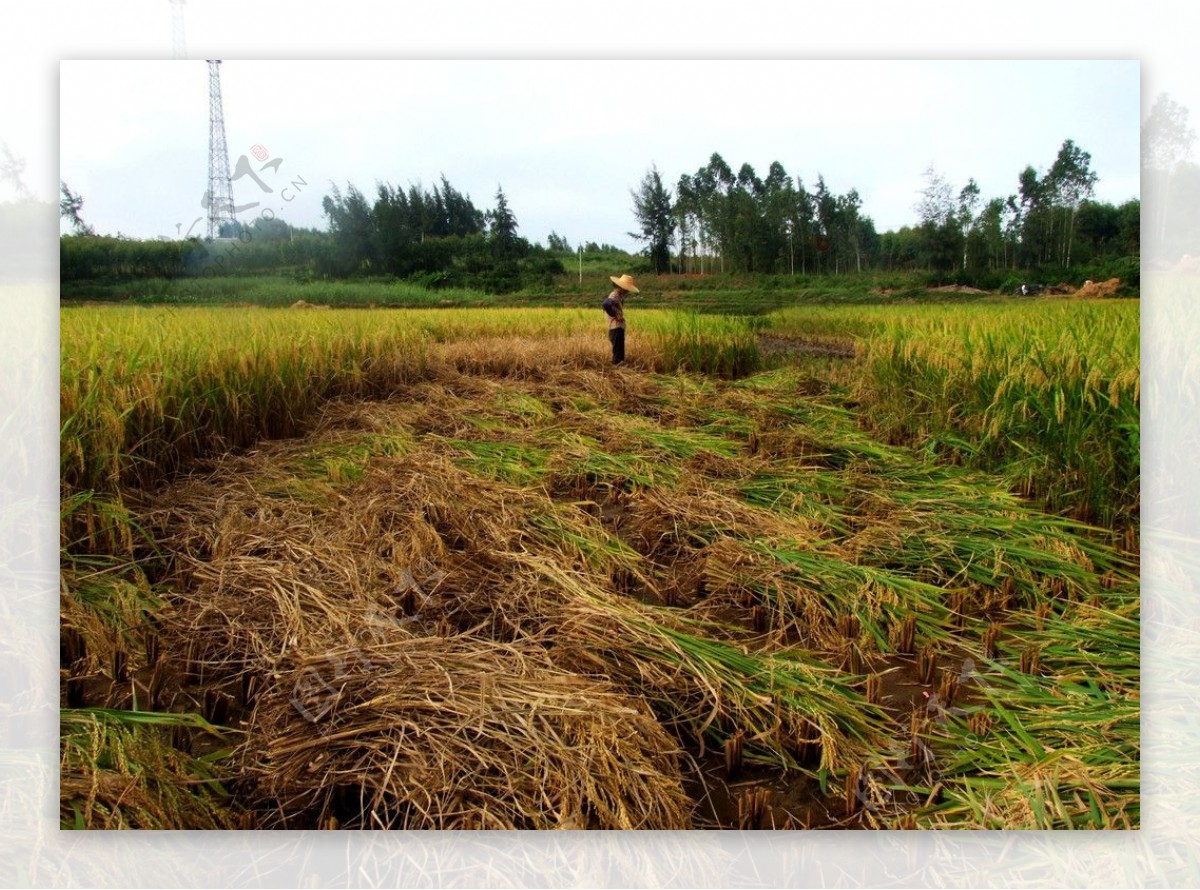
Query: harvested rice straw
245 636 691 830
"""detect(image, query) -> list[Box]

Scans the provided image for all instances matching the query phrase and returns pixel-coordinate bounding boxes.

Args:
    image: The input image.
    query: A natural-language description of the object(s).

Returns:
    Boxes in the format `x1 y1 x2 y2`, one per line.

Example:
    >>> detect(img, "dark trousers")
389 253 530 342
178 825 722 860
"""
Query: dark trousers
609 327 625 364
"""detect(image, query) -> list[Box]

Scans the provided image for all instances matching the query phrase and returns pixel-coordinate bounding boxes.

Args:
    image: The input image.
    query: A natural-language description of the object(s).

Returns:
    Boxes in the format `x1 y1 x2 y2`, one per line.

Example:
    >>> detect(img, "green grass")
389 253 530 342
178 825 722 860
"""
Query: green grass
63 269 1021 314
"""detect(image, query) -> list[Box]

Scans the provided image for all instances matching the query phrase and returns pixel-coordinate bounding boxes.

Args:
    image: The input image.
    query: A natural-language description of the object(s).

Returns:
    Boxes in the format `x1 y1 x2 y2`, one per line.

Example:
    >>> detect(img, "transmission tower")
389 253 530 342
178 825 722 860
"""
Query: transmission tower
167 0 186 59
206 60 237 240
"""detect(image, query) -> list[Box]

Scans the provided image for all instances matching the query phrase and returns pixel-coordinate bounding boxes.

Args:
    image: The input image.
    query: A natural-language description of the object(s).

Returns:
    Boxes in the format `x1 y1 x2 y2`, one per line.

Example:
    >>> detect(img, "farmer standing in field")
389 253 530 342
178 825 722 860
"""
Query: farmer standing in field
603 274 639 365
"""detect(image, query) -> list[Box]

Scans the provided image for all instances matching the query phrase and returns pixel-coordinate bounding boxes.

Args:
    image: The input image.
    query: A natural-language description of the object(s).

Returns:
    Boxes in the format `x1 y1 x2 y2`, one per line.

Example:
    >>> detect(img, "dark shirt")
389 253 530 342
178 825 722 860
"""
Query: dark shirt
602 289 626 330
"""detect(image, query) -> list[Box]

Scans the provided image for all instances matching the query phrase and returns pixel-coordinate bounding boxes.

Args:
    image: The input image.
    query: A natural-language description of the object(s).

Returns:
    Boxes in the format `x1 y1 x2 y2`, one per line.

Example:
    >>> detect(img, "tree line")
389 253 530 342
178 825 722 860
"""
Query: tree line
60 136 1141 293
60 176 565 293
315 177 563 291
630 142 1139 286
631 156 876 278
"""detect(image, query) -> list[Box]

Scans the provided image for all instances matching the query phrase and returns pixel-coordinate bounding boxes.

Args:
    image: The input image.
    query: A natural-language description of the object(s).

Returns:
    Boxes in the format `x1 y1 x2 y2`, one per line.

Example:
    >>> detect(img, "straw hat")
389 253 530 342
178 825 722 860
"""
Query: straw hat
610 274 640 294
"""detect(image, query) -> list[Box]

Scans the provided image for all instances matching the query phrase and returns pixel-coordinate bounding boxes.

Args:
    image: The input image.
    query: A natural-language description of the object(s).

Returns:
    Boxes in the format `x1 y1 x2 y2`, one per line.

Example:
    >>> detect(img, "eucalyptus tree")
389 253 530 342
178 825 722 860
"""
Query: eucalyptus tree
1045 140 1098 268
675 173 696 272
730 162 763 271
957 179 980 270
914 166 962 272
813 175 838 273
1142 92 1195 174
976 197 1010 271
792 177 815 274
1142 93 1197 258
690 164 720 272
837 188 865 274
1013 166 1049 267
761 161 793 273
707 153 735 271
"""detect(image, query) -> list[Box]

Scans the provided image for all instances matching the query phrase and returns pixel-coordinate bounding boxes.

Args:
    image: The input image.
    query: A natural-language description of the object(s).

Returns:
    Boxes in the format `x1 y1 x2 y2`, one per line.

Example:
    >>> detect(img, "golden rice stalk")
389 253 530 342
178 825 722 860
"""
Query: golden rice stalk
724 728 746 779
982 622 1002 660
844 765 863 817
245 636 691 830
736 786 773 830
890 613 917 655
1019 645 1042 676
968 711 994 739
917 646 938 686
937 670 960 710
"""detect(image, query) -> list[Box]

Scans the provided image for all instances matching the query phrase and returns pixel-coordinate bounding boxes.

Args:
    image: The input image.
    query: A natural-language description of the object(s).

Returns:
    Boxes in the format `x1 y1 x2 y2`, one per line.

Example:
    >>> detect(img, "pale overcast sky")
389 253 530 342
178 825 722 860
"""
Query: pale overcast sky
59 59 1140 249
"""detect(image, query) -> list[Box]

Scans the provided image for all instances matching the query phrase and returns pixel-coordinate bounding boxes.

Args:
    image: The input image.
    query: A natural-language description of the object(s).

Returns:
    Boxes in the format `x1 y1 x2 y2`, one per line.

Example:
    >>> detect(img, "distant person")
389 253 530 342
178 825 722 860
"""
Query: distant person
603 274 639 365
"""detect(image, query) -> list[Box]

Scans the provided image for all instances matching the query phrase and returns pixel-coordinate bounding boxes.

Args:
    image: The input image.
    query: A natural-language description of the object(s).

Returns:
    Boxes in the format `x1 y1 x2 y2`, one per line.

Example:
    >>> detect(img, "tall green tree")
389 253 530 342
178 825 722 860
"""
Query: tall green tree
837 188 865 274
914 166 962 273
688 164 719 272
760 162 792 273
488 185 521 259
730 163 762 271
1143 92 1196 174
630 165 675 274
322 182 377 273
436 175 486 237
59 181 94 236
675 173 696 272
879 226 922 271
792 177 815 274
957 179 980 270
916 166 954 226
813 175 838 273
976 197 1010 271
372 183 415 273
707 154 735 271
1045 139 1098 268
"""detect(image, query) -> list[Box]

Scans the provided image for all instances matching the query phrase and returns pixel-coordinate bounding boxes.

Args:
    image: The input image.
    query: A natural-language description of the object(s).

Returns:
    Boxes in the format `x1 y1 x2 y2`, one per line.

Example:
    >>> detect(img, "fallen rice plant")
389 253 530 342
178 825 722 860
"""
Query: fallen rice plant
246 636 691 830
60 708 238 830
911 583 1139 829
770 300 1138 533
60 302 1139 830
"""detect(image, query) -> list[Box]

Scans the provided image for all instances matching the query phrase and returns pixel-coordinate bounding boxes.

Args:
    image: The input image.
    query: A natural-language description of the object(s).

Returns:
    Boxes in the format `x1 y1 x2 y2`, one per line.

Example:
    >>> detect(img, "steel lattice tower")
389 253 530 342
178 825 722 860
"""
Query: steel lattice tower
168 0 186 59
206 60 236 240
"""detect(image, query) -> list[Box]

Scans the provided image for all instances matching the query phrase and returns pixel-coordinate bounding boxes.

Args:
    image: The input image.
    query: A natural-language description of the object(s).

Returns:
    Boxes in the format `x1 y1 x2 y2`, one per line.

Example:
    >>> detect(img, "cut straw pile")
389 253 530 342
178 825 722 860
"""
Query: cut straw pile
250 636 690 829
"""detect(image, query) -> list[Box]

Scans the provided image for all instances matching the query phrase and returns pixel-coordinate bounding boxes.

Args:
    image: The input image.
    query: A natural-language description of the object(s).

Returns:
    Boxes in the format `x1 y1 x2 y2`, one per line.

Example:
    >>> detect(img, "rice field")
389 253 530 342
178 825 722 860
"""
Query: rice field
60 297 1139 830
